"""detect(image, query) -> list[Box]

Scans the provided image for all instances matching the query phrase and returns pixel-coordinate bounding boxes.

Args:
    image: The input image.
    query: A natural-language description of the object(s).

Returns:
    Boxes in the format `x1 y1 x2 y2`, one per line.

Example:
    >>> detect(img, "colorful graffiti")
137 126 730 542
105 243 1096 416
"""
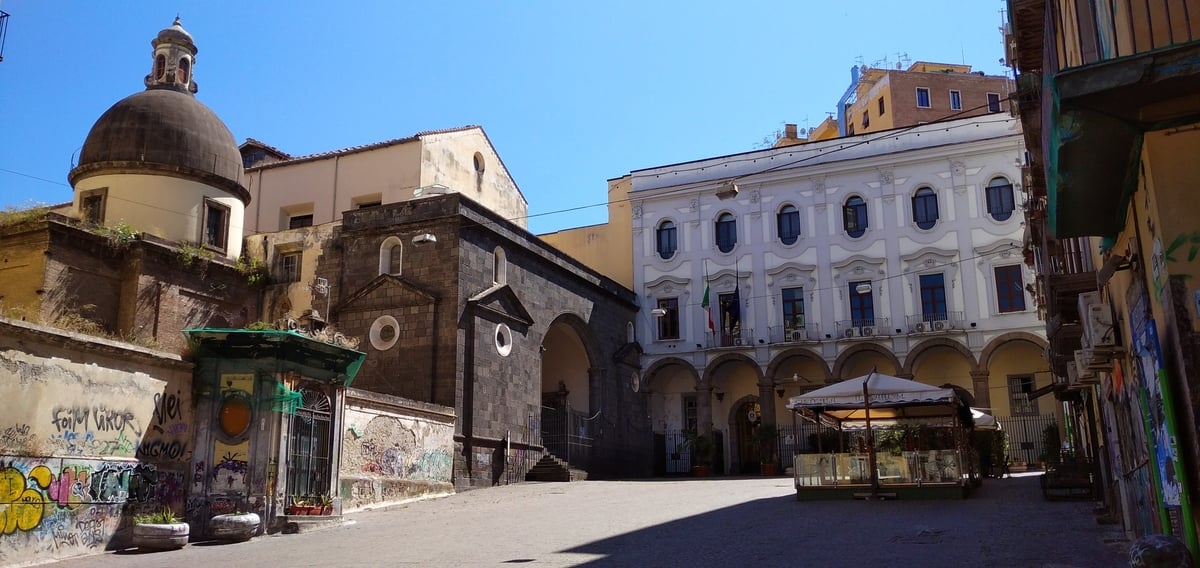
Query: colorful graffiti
412 450 452 481
0 459 184 538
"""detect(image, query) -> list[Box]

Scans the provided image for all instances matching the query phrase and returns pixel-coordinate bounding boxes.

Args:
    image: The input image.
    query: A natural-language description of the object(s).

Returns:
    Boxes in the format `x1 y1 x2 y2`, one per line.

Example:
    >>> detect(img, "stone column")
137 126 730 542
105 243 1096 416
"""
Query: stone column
971 371 991 409
758 382 777 426
698 384 713 433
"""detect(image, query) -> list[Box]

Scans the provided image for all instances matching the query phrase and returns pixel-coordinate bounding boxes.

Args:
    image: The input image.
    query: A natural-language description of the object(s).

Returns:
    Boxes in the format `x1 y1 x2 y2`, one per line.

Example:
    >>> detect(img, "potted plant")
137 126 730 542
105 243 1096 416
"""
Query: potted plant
684 432 717 477
286 495 307 516
753 423 780 476
316 494 334 516
132 507 189 550
210 508 261 542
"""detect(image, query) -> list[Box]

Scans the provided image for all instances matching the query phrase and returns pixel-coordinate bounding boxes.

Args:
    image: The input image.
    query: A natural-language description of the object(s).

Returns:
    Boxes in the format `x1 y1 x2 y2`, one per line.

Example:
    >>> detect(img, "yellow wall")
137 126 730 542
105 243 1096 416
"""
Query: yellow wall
73 173 246 259
0 226 49 318
983 340 1054 417
538 176 633 288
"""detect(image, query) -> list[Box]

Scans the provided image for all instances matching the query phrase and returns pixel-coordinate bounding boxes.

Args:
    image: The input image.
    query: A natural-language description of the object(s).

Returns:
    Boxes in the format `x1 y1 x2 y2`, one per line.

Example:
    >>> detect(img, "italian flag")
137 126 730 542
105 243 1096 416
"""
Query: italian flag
700 284 714 333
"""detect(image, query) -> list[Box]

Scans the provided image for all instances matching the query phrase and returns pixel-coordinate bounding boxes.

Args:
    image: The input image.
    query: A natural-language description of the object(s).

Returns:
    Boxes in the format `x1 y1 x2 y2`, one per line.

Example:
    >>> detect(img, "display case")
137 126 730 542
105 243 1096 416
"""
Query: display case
795 450 963 487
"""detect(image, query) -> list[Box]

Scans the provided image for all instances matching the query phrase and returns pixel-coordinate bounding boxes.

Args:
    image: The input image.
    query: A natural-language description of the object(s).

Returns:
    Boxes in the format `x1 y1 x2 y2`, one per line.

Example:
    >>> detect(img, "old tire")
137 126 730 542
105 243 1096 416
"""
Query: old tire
210 512 261 542
132 522 189 550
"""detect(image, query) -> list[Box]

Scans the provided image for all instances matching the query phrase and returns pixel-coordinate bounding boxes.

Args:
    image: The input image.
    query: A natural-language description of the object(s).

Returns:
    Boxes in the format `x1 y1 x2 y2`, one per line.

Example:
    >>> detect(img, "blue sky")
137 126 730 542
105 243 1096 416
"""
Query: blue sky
0 1 1011 234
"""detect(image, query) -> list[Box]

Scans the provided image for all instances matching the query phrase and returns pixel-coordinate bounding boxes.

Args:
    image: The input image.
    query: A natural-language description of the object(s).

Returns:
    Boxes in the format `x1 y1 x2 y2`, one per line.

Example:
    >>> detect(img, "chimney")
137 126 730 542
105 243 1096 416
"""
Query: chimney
784 124 798 139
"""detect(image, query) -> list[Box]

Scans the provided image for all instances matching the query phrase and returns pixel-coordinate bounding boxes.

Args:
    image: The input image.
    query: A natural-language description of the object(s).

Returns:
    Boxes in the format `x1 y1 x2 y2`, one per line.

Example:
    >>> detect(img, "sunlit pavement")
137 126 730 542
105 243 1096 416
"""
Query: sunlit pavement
43 473 1127 568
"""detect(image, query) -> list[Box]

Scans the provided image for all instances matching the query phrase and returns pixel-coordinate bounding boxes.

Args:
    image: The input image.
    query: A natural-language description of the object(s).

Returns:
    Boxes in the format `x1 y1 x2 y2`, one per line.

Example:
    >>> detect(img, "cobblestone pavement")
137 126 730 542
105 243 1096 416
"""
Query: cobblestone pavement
43 473 1128 568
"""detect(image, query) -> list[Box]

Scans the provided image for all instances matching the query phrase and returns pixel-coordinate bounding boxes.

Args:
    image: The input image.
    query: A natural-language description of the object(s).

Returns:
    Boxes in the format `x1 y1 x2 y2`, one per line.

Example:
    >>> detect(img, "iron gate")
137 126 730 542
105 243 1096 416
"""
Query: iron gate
539 405 595 469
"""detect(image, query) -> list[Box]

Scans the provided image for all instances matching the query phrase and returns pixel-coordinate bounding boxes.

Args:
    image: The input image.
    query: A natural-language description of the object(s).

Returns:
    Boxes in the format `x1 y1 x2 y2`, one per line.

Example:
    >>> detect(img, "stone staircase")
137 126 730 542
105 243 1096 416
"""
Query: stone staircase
524 453 587 482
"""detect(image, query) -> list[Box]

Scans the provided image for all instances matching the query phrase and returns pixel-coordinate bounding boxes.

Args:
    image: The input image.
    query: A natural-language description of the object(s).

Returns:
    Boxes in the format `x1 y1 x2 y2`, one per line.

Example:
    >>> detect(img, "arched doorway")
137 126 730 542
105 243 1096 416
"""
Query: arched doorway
733 399 762 474
539 317 593 469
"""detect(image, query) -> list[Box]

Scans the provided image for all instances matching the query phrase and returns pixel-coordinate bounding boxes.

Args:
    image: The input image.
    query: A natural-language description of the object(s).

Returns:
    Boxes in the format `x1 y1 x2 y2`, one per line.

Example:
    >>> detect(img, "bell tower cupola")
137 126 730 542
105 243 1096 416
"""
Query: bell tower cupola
145 17 199 94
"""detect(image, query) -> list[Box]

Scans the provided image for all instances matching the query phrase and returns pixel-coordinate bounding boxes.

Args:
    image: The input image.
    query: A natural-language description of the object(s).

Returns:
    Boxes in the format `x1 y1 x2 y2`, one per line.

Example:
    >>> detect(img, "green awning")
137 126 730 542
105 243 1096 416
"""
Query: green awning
181 328 365 386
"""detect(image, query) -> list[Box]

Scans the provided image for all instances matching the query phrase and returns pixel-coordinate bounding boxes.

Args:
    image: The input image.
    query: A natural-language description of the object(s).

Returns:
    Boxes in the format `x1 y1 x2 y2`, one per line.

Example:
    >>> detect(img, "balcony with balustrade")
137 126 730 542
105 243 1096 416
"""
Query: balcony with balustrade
835 318 891 340
904 311 965 334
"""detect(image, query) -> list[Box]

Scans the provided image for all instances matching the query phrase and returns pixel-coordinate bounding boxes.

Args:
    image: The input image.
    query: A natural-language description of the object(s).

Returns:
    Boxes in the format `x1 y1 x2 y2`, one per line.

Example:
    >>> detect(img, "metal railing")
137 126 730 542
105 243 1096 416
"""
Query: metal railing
767 323 822 343
1047 237 1095 275
705 327 756 348
1053 0 1199 71
995 413 1058 465
903 311 965 333
539 404 596 470
835 317 890 338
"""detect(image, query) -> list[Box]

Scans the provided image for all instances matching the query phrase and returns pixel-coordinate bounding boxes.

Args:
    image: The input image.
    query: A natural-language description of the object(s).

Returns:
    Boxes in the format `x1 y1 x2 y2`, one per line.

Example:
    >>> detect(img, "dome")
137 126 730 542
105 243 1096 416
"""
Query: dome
68 89 249 203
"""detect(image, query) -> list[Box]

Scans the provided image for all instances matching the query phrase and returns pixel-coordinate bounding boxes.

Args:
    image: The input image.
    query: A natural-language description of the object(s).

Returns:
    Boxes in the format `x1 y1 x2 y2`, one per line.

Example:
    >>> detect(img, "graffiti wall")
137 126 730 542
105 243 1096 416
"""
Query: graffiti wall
338 389 454 511
0 319 193 566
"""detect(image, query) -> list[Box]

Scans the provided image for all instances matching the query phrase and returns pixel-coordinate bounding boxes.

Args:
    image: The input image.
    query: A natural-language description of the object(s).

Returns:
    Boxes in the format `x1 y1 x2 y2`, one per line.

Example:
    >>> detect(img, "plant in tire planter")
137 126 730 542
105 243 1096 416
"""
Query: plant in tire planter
133 507 189 550
210 510 261 542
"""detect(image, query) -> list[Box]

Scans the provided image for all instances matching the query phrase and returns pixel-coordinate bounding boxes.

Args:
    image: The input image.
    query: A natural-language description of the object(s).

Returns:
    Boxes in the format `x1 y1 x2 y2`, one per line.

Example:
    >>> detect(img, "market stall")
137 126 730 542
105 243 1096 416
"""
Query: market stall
786 371 975 500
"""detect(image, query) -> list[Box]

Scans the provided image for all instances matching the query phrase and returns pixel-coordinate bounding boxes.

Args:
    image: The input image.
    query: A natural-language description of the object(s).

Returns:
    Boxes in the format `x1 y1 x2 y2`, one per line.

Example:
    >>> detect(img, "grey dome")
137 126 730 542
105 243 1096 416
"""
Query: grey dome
68 89 248 203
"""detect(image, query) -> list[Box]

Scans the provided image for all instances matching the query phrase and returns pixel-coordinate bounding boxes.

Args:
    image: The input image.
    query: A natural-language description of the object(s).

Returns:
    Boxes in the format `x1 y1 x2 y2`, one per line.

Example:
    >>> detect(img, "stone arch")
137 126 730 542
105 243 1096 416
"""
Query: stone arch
901 337 980 376
540 312 600 414
541 312 601 369
765 347 832 385
701 352 763 386
978 331 1048 371
642 356 701 391
725 393 761 474
831 344 902 380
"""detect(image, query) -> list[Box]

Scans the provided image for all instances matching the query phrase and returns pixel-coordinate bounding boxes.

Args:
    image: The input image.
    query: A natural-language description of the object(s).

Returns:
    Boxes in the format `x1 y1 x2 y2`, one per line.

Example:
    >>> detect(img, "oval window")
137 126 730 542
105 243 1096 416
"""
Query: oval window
219 396 252 439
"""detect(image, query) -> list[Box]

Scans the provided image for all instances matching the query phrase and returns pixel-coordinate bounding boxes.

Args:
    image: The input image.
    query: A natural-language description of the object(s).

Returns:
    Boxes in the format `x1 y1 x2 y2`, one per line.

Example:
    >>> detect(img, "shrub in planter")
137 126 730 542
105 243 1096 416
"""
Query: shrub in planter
133 507 189 550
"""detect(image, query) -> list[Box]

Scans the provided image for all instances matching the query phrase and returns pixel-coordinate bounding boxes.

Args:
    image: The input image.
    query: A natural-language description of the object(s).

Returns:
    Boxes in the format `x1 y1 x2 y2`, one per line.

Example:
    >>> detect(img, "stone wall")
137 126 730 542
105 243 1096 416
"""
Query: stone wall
0 318 193 566
338 389 455 511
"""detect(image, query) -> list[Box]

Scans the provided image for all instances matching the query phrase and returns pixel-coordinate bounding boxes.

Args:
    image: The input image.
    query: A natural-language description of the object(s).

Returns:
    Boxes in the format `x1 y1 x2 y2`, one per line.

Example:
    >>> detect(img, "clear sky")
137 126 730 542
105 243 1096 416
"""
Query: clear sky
0 1 1011 235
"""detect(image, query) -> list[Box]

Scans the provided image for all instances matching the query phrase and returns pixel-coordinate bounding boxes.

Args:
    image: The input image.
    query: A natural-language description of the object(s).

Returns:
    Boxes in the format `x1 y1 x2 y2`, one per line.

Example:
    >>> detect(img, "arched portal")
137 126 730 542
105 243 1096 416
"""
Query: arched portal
703 354 762 475
643 357 701 475
906 340 977 396
539 315 596 468
832 344 902 380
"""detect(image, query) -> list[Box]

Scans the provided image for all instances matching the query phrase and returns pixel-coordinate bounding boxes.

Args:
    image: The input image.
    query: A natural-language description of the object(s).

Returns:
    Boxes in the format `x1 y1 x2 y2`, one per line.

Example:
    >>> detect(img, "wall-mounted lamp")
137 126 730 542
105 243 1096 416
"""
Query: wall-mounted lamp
715 181 740 200
970 322 977 328
855 283 872 295
650 308 668 317
695 343 703 349
413 233 437 245
714 388 725 402
776 388 786 399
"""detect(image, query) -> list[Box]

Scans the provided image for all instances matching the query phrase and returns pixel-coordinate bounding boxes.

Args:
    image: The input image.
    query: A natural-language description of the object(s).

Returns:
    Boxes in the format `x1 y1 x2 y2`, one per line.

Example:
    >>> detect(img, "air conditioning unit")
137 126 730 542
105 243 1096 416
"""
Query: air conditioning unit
1080 348 1104 379
860 327 875 337
733 337 744 346
914 322 928 333
844 328 858 338
932 320 947 331
790 329 805 342
1077 347 1109 372
1079 294 1118 351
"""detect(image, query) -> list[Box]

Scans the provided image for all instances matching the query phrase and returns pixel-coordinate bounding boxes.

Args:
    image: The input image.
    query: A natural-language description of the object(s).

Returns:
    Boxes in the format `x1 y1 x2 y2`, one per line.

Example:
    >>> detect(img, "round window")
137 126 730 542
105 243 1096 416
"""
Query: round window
369 315 400 351
495 323 513 357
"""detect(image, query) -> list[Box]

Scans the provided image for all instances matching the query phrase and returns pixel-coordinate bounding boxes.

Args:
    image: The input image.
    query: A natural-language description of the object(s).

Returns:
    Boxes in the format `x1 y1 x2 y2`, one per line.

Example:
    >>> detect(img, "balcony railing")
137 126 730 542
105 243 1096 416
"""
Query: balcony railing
903 311 965 333
1046 237 1096 275
768 324 821 344
835 318 890 339
1053 0 1199 71
703 327 756 349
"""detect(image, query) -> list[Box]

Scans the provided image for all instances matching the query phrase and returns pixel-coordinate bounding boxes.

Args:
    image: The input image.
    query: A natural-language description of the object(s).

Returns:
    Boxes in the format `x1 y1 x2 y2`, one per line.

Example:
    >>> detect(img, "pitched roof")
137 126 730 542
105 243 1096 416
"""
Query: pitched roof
244 125 481 171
